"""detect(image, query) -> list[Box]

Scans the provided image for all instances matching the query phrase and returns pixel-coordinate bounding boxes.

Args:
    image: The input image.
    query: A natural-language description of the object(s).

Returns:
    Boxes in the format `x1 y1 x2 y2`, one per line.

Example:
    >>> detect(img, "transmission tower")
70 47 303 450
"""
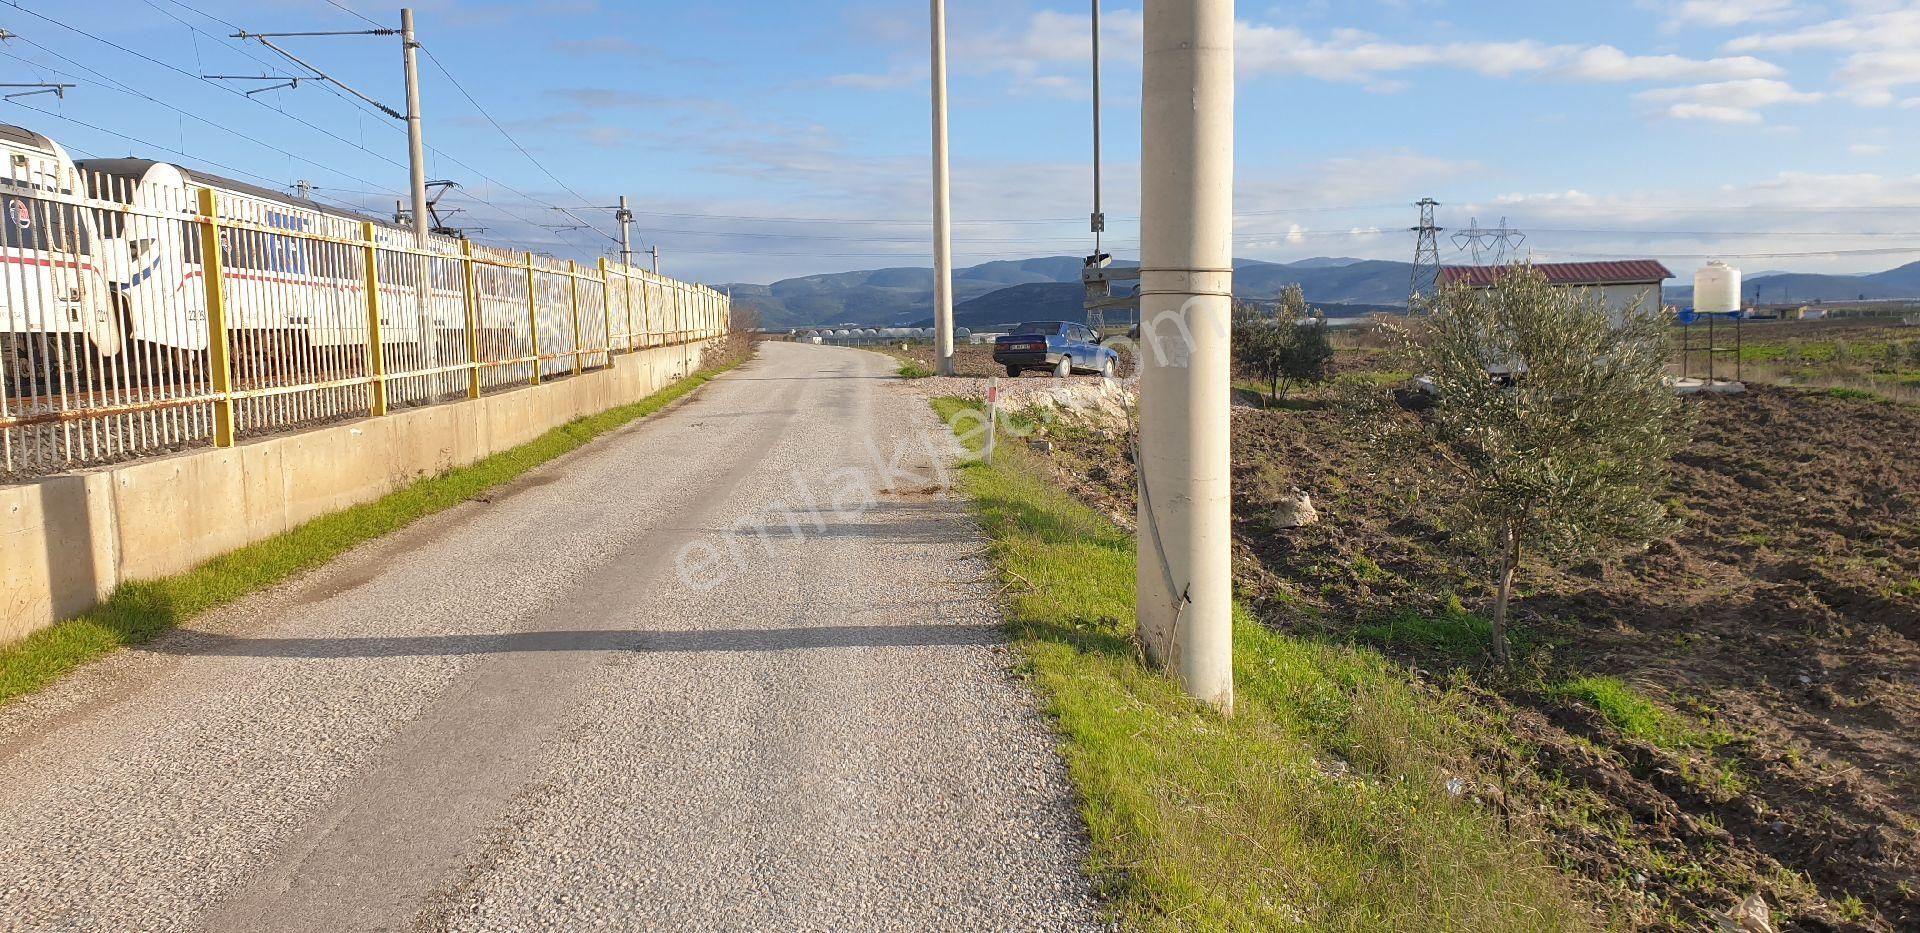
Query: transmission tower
1451 216 1526 266
1410 198 1443 306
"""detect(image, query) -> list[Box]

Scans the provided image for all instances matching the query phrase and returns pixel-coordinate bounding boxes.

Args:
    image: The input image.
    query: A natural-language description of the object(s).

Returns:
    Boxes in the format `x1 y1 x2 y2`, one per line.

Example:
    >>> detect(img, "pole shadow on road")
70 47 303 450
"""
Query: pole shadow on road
141 623 1004 659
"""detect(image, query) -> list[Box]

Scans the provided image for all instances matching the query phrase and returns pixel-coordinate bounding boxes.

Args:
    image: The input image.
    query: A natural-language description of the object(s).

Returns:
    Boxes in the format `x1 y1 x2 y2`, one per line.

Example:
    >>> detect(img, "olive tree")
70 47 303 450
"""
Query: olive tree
1232 285 1335 403
1384 264 1690 663
1277 315 1336 397
1232 299 1289 401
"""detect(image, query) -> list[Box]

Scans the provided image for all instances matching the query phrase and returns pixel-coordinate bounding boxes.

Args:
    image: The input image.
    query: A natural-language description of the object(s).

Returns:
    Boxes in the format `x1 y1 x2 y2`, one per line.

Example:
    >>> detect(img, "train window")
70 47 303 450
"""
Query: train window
1 195 90 256
180 219 202 264
1 196 36 251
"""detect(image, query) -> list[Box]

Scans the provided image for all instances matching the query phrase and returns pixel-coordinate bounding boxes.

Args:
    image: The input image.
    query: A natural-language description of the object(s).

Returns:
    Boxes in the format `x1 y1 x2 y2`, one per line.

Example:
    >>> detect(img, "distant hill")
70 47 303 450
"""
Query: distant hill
731 255 1419 329
725 257 1104 329
735 256 1920 329
1668 260 1920 305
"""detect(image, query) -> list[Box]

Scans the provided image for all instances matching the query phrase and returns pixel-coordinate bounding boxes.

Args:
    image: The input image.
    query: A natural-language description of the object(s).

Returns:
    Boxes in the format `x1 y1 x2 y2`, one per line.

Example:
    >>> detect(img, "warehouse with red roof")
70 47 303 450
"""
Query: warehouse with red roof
1438 260 1674 326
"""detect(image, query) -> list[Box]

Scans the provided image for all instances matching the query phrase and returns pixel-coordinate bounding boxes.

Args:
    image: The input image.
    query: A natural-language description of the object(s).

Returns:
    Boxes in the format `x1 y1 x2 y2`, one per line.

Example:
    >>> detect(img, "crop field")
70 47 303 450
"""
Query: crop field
1017 324 1920 929
1679 318 1920 405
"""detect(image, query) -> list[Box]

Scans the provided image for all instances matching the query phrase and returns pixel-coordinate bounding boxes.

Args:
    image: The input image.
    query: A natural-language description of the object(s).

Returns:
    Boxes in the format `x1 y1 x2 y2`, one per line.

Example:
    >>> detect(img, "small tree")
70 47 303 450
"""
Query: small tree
1279 282 1308 322
1275 316 1336 397
1233 286 1334 403
1383 264 1690 662
1232 299 1287 401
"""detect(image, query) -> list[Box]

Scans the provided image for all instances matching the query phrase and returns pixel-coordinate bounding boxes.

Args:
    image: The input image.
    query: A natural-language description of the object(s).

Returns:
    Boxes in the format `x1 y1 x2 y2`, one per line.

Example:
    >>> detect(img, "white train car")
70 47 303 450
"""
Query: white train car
0 123 122 375
77 157 466 362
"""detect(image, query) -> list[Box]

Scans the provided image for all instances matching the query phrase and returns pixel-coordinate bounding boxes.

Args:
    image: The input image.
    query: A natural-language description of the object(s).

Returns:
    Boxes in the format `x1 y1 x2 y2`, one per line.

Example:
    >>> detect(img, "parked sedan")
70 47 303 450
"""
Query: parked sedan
992 321 1118 378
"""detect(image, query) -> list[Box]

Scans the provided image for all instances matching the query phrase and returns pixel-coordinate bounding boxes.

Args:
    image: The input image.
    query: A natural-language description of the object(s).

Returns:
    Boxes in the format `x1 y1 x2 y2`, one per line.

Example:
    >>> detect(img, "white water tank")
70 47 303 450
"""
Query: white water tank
1695 261 1741 313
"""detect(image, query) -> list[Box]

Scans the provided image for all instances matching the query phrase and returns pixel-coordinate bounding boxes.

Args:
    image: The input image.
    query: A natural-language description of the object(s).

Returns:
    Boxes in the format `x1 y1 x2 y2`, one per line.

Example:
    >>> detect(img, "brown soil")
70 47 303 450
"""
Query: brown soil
1029 353 1920 931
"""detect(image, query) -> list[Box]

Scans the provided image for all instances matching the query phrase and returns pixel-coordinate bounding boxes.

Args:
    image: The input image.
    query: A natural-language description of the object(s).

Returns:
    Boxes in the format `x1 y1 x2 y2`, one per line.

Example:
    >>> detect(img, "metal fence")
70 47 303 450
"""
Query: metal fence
0 166 727 480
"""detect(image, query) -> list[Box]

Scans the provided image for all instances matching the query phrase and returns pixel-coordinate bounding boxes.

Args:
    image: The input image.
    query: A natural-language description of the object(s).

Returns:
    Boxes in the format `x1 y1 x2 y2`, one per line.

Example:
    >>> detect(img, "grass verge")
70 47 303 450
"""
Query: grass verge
0 351 747 708
895 359 935 379
931 396 1598 931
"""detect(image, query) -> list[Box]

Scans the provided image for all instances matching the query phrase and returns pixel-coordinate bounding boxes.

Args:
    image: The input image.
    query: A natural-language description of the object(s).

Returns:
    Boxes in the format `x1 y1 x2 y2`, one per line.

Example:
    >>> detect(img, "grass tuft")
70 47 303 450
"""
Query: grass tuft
896 360 936 379
0 355 744 707
1548 675 1722 751
932 396 1598 931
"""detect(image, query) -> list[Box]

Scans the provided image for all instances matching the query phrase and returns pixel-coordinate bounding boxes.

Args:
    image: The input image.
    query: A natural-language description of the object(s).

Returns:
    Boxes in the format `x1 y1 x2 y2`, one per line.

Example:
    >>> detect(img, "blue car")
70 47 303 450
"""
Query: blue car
993 321 1118 378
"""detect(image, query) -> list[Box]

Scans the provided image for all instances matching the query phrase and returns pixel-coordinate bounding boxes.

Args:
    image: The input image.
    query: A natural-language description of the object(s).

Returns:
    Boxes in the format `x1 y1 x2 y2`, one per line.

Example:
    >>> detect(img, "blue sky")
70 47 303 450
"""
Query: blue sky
6 0 1919 284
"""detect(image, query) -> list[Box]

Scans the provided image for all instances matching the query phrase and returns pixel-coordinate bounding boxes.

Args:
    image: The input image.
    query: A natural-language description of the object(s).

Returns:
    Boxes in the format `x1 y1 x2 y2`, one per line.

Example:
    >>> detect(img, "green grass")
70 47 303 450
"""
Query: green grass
1819 386 1883 402
0 356 745 708
895 359 935 379
1548 675 1727 755
932 397 1597 931
1354 605 1500 661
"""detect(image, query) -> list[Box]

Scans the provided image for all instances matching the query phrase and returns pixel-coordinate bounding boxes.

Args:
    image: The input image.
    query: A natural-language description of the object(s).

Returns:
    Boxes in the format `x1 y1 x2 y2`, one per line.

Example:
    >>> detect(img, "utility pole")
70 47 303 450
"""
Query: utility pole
929 0 955 376
552 200 637 267
617 195 635 268
230 11 426 240
1091 0 1104 259
650 245 660 274
1136 0 1233 715
399 9 428 242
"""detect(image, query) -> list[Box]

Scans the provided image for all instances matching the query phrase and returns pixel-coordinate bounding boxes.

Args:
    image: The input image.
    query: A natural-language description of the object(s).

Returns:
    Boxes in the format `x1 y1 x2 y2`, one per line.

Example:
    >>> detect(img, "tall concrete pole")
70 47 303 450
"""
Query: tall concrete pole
929 0 956 376
617 194 635 268
1136 0 1234 715
400 8 429 241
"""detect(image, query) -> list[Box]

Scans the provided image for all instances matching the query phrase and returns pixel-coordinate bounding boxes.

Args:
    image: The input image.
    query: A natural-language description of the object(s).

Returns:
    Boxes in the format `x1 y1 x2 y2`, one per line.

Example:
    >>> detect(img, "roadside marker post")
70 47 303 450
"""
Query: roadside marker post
985 378 999 463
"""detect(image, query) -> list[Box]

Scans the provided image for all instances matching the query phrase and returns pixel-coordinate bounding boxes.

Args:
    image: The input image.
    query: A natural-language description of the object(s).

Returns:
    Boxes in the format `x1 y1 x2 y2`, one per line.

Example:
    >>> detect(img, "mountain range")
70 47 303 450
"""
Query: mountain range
725 257 1920 330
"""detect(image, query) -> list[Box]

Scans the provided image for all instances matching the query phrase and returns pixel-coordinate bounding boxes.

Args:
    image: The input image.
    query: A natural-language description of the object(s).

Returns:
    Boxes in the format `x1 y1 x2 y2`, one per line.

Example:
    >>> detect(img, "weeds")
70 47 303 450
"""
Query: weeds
933 396 1599 931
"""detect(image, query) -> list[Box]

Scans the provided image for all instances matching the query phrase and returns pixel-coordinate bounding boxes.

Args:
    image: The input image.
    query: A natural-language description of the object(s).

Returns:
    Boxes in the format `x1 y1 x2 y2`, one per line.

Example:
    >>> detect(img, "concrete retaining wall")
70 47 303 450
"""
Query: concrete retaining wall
0 339 718 644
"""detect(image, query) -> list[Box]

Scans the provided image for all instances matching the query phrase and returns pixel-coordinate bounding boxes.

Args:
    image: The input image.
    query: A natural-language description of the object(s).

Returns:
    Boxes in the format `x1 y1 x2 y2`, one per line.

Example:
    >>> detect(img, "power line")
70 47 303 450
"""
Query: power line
1 97 365 200
322 0 387 30
28 3 587 248
0 43 406 198
414 42 621 247
6 4 413 176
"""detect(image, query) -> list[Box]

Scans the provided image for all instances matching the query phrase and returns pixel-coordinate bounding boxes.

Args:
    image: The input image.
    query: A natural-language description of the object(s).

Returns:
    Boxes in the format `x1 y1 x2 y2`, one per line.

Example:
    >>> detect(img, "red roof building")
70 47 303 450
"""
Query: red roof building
1438 260 1674 288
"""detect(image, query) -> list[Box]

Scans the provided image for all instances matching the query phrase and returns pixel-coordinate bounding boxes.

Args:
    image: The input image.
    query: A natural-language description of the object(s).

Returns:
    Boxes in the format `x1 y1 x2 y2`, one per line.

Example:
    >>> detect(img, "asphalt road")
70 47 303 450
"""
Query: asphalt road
0 342 1095 932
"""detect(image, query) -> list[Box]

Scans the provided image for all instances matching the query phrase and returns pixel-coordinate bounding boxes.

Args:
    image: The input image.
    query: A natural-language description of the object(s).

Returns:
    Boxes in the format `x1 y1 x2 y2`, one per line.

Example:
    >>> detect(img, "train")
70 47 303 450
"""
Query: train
0 121 484 386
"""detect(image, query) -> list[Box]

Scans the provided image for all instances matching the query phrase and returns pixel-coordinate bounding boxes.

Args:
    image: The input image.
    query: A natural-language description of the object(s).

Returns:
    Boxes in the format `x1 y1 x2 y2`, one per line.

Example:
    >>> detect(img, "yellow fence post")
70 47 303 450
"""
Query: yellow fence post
195 188 238 447
567 259 584 376
524 252 541 386
624 265 637 351
360 222 389 417
599 257 614 366
461 240 482 400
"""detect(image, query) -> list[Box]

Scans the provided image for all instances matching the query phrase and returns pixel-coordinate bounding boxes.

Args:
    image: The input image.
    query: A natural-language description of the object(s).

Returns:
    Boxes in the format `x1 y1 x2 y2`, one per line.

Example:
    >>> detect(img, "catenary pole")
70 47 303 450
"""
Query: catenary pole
929 0 955 376
400 8 429 242
617 195 635 267
1136 0 1234 714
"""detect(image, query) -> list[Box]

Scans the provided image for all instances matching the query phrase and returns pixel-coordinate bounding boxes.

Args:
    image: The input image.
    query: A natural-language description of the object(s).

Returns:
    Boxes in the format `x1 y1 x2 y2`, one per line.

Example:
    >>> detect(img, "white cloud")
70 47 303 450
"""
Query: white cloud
1647 0 1803 28
1728 8 1920 52
1234 26 1781 84
1849 143 1887 156
1455 171 1920 276
956 8 1145 76
1635 78 1823 123
1729 8 1920 105
822 69 923 91
1831 49 1920 105
1285 224 1308 244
